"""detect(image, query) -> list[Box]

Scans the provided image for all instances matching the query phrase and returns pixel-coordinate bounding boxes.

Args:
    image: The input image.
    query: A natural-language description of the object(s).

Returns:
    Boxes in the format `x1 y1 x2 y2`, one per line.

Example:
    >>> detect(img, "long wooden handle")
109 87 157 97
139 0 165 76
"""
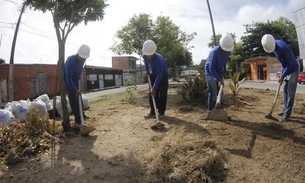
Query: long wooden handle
216 84 223 106
269 84 281 114
78 80 84 126
147 76 159 122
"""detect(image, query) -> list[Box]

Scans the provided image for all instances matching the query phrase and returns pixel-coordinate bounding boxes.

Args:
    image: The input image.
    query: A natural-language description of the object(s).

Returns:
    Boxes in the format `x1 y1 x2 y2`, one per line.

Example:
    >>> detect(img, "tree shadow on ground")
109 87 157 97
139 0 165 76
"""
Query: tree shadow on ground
134 91 184 111
160 115 211 137
208 118 305 159
217 119 305 145
225 131 257 159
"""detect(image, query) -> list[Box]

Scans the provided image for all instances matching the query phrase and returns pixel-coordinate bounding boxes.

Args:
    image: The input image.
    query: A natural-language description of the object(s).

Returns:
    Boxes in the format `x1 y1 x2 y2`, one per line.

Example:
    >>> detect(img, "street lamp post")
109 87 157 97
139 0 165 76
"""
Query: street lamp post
9 3 26 101
206 0 217 47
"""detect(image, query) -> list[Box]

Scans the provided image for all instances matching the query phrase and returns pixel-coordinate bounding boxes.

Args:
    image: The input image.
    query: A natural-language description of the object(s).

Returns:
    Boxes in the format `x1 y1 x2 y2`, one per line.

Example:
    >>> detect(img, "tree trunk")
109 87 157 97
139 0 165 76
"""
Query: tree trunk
175 66 180 82
58 41 70 131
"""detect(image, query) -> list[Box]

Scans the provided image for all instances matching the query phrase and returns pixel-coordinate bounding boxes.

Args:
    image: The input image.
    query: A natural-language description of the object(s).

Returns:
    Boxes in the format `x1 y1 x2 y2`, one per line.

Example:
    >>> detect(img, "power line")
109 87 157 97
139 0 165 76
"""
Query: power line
19 28 56 40
24 10 52 24
21 22 55 38
1 1 107 58
2 0 23 12
1 0 20 7
0 21 14 25
0 25 15 29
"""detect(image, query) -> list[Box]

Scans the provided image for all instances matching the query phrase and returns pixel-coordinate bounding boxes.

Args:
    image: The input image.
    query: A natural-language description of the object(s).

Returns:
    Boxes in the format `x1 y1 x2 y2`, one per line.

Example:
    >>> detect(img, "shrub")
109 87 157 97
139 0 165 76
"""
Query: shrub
0 109 57 169
125 85 137 102
178 74 208 105
228 72 245 101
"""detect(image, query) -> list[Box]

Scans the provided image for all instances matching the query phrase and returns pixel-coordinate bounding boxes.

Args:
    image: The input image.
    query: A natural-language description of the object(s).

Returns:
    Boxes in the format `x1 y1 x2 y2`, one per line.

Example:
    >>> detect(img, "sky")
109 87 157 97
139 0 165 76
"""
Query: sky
0 0 305 68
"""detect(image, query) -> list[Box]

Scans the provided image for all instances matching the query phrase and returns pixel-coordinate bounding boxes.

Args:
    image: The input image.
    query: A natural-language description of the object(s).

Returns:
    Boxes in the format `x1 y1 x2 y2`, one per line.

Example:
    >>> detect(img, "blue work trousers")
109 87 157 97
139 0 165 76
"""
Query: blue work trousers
206 76 223 112
282 69 299 117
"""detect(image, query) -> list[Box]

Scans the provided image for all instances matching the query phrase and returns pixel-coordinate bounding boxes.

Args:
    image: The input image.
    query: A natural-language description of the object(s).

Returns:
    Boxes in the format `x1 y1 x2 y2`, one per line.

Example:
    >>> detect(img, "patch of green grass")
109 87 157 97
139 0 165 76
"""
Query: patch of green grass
90 95 115 105
89 93 126 107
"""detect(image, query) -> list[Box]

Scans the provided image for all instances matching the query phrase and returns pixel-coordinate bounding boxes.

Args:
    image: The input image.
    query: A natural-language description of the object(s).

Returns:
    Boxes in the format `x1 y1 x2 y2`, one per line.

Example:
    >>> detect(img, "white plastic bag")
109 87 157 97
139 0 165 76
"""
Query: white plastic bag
28 100 48 117
82 95 89 110
55 96 72 117
36 94 52 111
0 109 14 125
5 100 29 122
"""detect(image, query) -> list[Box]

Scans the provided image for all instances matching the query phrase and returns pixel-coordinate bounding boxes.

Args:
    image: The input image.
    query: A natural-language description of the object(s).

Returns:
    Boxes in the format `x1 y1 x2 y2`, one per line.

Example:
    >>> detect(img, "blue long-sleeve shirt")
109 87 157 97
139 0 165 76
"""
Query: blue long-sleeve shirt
64 54 85 93
205 46 230 82
143 53 168 90
273 39 298 80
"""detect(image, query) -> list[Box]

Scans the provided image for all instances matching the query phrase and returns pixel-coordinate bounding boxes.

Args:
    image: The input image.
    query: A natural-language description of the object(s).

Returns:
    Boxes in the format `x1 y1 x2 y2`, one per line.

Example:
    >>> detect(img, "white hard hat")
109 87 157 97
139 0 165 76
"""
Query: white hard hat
219 35 234 52
261 34 275 53
142 40 157 55
78 44 90 59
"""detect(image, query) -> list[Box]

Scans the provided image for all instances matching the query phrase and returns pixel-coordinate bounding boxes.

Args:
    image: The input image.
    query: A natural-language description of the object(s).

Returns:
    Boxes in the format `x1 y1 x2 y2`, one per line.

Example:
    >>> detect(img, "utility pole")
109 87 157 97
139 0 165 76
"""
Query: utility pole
8 3 26 101
0 34 3 49
206 0 217 47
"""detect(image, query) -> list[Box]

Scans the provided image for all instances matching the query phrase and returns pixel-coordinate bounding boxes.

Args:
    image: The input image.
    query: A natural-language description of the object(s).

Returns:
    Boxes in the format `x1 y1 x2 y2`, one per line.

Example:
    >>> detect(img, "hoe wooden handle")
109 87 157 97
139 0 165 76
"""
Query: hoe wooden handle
216 84 223 107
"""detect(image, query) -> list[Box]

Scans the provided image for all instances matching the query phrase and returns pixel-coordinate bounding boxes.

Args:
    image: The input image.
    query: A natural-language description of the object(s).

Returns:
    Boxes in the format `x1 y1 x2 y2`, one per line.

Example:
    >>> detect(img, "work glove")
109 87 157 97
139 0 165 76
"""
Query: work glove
150 89 156 97
75 90 82 96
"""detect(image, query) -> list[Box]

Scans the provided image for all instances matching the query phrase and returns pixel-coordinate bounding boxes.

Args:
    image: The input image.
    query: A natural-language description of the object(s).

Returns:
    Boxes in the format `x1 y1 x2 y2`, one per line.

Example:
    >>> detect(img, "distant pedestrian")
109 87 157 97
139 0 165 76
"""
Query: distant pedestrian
142 40 169 118
205 34 234 113
261 34 299 122
64 44 90 127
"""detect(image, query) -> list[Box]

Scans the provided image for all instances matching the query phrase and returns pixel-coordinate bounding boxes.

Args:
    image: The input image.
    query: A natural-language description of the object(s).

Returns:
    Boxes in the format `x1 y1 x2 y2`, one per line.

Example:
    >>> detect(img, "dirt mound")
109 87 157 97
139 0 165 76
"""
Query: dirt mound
144 126 228 183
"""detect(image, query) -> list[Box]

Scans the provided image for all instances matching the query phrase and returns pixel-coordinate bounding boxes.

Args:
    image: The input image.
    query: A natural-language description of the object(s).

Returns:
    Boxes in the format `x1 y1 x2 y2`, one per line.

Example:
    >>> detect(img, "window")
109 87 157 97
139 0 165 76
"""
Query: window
105 74 113 80
87 74 97 81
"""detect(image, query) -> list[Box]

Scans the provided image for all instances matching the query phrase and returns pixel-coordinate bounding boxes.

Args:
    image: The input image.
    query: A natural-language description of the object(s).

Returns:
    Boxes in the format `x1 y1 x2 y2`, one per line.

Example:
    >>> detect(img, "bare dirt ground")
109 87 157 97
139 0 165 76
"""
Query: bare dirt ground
1 83 305 183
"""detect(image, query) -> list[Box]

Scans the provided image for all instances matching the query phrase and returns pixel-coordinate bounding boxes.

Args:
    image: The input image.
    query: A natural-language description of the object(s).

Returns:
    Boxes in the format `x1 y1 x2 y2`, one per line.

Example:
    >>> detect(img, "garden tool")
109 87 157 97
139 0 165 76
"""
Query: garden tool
206 84 229 121
78 80 95 136
265 83 281 121
147 76 165 128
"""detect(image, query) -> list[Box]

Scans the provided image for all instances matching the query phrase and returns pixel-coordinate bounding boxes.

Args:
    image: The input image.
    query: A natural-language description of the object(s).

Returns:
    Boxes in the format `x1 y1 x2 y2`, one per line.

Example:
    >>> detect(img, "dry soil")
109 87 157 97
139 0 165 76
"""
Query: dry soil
0 83 305 183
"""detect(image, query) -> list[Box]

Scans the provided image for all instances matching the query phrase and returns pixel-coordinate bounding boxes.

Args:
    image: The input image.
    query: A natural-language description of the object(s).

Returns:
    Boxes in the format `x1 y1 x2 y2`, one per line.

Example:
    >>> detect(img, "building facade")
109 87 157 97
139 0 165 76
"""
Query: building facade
84 65 123 91
0 64 123 102
245 56 281 81
112 56 145 85
0 64 57 103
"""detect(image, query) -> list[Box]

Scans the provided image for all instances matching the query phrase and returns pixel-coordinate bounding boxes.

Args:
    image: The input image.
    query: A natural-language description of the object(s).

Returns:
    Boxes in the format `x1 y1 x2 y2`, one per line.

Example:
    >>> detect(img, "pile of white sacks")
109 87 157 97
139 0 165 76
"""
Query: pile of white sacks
0 94 89 126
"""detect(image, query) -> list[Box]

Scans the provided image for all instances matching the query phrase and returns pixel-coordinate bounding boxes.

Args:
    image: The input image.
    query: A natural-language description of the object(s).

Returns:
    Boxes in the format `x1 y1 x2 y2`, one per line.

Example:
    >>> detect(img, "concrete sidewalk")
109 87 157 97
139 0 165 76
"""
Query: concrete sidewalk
83 81 184 102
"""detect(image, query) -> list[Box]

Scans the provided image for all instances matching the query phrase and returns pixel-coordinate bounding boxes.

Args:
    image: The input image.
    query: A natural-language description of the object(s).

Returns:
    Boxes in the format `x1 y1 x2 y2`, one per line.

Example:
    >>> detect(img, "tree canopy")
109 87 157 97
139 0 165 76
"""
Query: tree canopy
111 13 153 56
111 13 196 70
24 0 107 25
241 16 299 58
202 17 299 77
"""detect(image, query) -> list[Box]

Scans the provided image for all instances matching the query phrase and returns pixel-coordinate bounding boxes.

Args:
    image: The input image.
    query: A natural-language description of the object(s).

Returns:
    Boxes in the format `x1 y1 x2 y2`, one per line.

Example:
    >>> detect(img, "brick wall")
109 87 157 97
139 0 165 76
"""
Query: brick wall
0 64 57 101
112 57 129 70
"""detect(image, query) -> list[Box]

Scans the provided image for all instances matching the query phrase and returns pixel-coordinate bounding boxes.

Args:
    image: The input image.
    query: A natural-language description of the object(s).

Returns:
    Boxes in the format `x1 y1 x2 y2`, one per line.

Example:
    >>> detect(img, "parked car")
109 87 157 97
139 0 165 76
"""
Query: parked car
298 72 305 84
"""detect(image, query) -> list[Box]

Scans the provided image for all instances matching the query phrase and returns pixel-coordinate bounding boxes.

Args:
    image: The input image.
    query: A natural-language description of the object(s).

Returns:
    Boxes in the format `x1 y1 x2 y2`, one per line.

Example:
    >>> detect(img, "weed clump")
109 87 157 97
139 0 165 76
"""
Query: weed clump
0 109 61 170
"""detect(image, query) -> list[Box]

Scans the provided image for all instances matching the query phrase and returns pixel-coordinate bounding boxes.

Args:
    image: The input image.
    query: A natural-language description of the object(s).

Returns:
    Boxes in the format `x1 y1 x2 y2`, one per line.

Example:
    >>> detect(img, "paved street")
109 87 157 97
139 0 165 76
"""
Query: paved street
83 80 305 102
1 80 304 108
83 84 147 102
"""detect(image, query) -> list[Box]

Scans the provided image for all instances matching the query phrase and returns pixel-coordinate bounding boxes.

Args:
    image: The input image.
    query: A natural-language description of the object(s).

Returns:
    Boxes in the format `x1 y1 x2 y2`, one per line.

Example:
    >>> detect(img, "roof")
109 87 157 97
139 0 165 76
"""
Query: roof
244 56 278 62
85 65 123 71
112 56 139 61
